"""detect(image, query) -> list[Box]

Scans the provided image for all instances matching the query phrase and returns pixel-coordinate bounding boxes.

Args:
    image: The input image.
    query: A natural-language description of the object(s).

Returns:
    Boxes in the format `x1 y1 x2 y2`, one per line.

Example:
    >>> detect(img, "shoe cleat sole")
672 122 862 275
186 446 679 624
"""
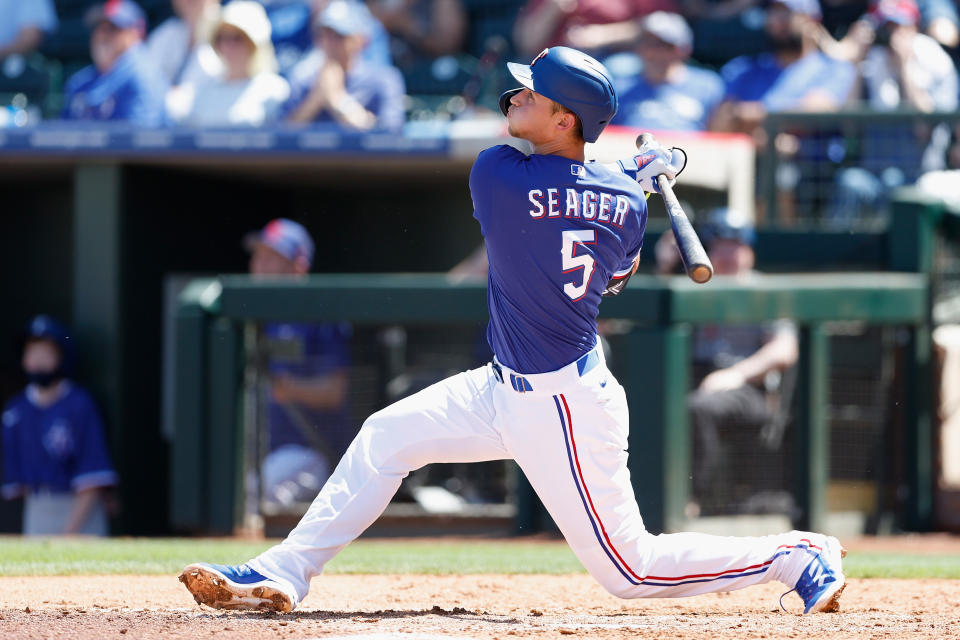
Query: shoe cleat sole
178 564 293 613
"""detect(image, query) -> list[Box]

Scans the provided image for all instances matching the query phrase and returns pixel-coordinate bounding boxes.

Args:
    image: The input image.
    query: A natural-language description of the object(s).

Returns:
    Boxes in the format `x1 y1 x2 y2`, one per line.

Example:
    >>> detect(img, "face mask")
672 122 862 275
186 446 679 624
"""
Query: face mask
26 371 61 389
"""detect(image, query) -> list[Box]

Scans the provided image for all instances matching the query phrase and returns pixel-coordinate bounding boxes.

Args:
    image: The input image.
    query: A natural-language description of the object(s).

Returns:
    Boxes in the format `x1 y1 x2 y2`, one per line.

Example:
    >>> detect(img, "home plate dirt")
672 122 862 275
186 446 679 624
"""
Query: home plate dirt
2 574 959 639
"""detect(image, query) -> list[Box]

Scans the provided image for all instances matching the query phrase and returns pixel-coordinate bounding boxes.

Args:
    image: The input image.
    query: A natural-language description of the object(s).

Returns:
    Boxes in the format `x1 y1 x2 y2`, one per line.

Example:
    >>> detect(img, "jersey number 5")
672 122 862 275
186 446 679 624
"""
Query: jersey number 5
561 230 596 301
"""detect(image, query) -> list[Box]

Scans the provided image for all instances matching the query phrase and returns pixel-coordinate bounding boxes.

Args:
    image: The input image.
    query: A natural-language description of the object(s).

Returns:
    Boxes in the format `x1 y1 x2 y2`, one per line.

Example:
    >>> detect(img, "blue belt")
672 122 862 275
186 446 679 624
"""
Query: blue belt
491 349 599 393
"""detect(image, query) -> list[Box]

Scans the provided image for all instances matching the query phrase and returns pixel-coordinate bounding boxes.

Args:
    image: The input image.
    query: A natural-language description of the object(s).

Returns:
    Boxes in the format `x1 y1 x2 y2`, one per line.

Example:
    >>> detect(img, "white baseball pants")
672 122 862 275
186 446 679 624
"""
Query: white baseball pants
250 345 824 603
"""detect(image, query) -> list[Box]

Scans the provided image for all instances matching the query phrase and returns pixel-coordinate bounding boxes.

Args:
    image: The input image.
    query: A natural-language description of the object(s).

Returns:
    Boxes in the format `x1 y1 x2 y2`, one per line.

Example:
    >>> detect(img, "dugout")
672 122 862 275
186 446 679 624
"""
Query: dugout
0 123 752 534
0 122 957 536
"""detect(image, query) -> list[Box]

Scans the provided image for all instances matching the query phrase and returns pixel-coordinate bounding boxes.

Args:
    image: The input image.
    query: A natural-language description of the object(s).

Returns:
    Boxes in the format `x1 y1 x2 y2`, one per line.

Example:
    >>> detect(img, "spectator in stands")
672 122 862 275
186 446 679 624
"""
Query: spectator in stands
824 0 958 226
285 1 405 131
513 0 678 59
168 1 290 126
677 0 768 68
611 12 724 131
919 0 959 49
917 123 960 208
285 1 393 89
367 0 466 68
145 0 223 88
0 0 58 62
244 219 353 511
62 1 168 126
821 0 957 112
2 316 118 536
657 209 799 515
710 0 856 138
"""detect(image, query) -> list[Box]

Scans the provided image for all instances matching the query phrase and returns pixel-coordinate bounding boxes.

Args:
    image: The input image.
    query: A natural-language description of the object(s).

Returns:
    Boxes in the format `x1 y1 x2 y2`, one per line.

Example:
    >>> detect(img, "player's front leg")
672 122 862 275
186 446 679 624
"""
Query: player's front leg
500 372 844 613
181 364 510 611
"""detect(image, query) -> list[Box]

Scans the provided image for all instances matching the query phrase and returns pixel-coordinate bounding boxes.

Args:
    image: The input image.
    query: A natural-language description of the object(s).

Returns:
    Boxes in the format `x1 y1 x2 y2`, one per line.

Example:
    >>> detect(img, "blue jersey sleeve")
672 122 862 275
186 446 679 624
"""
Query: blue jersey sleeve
1 400 23 499
61 66 95 119
818 60 856 106
371 67 406 132
304 323 352 371
111 79 168 127
470 145 527 231
720 55 755 101
70 391 117 491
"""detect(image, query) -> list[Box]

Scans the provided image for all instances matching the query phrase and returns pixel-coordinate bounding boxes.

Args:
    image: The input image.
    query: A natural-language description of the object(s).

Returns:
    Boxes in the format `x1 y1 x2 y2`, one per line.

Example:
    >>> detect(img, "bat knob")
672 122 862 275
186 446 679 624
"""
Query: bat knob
690 265 713 284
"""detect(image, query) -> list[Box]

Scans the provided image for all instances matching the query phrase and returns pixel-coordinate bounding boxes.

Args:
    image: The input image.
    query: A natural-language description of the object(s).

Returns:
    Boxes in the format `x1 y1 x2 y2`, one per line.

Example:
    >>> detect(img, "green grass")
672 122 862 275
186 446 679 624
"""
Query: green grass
0 537 957 579
0 538 584 576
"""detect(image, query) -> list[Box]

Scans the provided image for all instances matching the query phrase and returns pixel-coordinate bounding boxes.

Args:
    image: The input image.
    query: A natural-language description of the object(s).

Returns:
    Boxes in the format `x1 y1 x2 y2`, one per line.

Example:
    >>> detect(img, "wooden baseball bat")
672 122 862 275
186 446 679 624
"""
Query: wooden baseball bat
637 135 713 284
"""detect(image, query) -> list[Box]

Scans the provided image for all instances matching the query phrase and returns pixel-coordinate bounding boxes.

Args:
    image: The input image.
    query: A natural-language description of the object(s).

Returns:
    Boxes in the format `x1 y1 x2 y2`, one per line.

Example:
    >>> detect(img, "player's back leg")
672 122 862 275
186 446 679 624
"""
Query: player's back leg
180 364 510 610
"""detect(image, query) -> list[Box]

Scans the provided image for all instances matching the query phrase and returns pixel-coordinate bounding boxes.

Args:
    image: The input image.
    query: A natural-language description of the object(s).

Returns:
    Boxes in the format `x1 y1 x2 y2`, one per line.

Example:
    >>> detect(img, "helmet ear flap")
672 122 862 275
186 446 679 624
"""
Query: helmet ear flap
499 88 524 116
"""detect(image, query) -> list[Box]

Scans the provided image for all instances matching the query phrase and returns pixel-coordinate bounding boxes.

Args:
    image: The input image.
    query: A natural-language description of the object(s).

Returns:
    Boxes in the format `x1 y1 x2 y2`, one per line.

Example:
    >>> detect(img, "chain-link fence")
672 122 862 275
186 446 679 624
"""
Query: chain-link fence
240 320 515 532
761 112 960 231
687 322 901 526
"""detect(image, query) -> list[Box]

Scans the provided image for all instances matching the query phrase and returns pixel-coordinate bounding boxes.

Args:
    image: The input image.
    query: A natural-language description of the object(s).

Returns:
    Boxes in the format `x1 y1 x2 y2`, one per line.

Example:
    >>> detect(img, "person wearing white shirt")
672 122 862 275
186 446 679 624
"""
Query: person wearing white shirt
0 0 58 60
146 0 223 87
169 1 291 126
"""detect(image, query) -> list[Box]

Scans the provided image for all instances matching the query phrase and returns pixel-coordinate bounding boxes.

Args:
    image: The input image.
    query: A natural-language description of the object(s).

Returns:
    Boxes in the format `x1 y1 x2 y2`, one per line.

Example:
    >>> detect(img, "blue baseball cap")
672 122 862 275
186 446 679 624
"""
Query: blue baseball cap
770 0 822 19
245 218 315 267
23 314 76 375
870 0 921 25
85 0 148 35
315 0 371 37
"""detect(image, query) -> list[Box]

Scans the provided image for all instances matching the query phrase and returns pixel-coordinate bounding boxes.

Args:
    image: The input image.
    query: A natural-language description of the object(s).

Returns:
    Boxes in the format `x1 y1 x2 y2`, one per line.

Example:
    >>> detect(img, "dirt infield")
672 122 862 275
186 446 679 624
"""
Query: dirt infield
2 574 959 639
3 536 960 639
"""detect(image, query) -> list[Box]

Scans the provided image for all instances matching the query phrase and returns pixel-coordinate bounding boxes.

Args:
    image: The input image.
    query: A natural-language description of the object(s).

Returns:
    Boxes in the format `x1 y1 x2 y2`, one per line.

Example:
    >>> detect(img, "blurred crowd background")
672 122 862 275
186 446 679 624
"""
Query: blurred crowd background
0 0 956 131
1 0 958 230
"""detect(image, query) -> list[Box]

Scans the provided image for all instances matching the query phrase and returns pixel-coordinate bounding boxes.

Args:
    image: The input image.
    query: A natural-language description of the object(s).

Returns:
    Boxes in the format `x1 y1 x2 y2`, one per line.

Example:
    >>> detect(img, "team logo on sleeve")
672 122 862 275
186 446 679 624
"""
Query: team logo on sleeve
634 152 658 170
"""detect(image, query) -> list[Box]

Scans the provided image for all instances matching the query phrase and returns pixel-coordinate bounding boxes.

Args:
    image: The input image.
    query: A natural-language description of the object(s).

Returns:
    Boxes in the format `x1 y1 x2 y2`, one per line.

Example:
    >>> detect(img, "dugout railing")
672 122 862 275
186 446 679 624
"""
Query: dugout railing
170 194 957 532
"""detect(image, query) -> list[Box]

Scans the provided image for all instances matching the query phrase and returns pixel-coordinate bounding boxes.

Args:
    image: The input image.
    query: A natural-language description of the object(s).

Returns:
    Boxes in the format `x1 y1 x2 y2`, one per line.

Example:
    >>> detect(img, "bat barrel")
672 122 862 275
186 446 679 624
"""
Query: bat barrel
655 175 713 283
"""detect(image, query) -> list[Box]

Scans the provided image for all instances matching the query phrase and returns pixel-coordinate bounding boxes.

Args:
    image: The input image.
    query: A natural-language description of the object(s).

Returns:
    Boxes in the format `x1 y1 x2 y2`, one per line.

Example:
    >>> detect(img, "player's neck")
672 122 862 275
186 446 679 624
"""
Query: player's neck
531 139 585 162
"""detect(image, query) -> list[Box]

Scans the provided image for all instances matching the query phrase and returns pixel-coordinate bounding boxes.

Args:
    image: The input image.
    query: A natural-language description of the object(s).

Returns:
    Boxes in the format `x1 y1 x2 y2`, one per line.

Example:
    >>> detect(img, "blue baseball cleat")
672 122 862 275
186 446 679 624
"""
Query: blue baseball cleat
794 536 847 614
179 563 297 613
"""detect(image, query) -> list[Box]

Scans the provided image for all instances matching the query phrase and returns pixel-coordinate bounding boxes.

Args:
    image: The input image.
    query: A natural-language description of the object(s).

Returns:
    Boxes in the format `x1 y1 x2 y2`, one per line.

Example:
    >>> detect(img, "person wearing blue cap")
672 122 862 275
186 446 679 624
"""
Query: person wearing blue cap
2 315 118 536
61 0 169 126
244 219 354 515
284 0 405 130
611 12 725 131
710 0 856 134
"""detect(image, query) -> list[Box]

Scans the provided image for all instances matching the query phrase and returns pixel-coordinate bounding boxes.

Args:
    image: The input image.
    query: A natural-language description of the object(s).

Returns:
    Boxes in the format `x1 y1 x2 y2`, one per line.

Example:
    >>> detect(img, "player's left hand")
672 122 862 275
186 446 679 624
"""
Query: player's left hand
633 137 687 194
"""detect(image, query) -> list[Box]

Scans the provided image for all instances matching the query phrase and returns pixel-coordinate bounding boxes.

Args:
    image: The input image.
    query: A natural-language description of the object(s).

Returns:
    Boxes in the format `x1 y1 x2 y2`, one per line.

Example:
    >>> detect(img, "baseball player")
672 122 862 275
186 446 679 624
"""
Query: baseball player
2 315 118 535
180 46 844 615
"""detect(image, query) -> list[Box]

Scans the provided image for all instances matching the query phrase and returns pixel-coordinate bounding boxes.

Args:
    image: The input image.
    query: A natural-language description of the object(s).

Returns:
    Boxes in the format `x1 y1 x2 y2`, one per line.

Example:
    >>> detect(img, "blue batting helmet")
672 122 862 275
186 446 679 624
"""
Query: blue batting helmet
499 47 618 143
